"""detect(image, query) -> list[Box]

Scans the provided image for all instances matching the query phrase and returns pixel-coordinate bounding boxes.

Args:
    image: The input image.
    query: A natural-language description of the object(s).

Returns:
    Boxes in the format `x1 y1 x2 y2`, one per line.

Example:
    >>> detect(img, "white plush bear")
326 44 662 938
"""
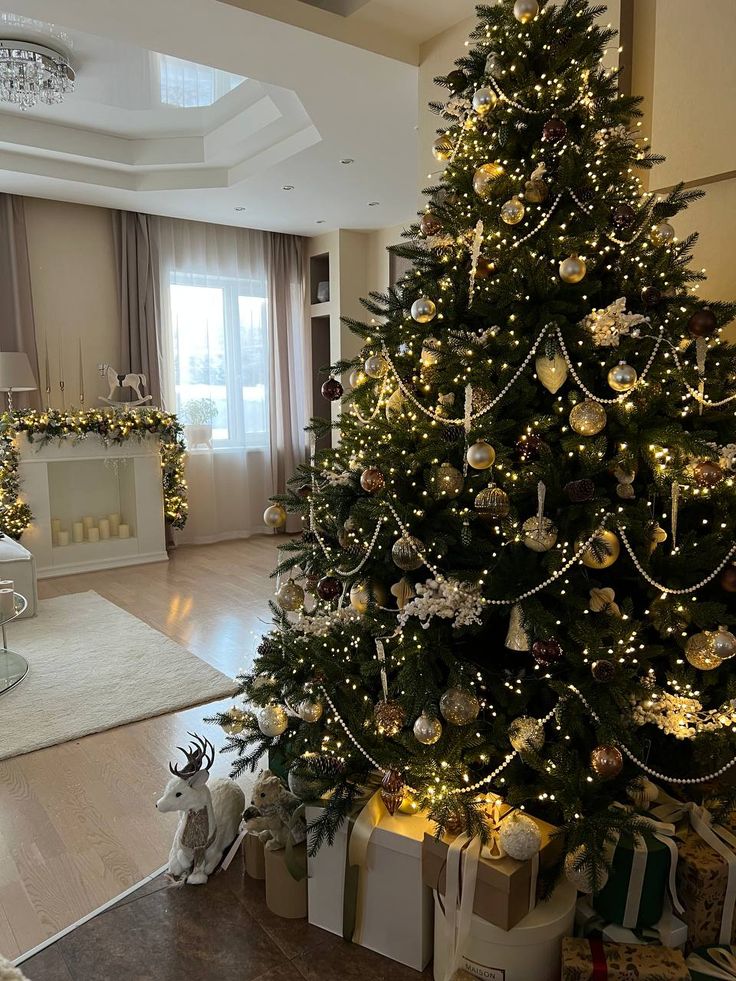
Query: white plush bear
244 769 304 851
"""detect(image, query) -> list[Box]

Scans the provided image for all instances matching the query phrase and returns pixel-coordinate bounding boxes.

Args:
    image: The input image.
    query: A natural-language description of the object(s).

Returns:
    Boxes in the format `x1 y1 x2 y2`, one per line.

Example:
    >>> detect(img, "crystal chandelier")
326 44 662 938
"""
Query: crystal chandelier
0 40 75 110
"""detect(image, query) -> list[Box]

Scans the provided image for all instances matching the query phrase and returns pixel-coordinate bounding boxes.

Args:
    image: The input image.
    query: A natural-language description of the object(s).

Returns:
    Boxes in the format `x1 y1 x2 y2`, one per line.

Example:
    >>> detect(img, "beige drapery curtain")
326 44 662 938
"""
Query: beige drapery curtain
0 194 41 411
111 211 163 407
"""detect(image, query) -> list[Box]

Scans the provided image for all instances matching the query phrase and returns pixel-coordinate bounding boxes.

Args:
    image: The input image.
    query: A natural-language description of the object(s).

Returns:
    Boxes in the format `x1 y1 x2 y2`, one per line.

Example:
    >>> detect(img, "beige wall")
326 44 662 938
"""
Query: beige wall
24 198 119 409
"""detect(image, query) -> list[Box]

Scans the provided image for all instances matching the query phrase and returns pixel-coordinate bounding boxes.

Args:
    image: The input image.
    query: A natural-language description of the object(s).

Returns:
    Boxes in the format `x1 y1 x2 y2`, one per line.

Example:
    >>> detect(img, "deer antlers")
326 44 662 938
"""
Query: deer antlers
169 732 215 779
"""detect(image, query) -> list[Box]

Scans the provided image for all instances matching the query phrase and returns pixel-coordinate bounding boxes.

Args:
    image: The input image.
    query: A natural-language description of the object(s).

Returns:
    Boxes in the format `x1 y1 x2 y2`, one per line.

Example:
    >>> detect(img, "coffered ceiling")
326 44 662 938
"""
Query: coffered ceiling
0 0 475 234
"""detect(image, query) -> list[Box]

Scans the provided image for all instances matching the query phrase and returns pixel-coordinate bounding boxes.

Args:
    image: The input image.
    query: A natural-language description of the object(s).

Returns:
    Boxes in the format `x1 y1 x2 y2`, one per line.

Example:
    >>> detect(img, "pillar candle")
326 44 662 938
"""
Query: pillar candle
98 519 110 540
118 524 130 540
83 516 95 531
109 513 121 535
72 522 84 543
87 527 100 543
51 518 61 533
57 531 69 546
0 589 15 618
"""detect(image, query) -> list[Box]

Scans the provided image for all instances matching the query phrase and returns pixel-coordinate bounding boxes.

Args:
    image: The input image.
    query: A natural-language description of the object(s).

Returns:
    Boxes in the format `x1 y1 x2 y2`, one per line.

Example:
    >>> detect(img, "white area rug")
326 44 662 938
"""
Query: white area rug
0 591 237 761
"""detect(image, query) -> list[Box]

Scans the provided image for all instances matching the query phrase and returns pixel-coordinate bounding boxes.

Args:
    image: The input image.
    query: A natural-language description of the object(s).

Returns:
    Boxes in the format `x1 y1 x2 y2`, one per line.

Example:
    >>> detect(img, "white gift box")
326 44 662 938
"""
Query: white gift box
576 894 688 949
306 804 435 971
433 881 576 981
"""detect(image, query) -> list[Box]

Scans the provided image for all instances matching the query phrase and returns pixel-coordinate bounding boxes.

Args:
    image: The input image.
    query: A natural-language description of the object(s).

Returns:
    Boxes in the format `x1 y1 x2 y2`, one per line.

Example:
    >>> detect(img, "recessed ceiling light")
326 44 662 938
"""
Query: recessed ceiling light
340 158 354 165
234 206 246 212
368 201 380 207
282 184 295 191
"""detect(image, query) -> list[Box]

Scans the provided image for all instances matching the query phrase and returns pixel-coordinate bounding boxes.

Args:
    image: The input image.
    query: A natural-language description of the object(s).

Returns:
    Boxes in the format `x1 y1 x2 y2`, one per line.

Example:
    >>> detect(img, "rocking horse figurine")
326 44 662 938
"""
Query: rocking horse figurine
98 363 153 407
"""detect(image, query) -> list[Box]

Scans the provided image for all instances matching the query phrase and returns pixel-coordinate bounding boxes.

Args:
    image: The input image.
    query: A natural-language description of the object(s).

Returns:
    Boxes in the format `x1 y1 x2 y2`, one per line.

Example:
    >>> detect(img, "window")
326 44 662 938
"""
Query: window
157 54 245 108
169 272 268 449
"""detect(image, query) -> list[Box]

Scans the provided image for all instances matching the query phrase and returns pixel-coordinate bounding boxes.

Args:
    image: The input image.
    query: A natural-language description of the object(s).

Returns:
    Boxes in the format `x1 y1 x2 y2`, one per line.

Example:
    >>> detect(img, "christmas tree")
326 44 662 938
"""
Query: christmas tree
218 0 736 887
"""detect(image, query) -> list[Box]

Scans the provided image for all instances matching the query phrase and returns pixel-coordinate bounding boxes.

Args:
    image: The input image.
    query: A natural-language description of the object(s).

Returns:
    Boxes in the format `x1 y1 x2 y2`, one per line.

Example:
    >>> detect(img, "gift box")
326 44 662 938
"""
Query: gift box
561 937 689 981
687 944 736 980
433 880 576 981
265 844 307 919
576 895 688 949
421 812 561 931
306 801 435 971
592 824 677 929
670 809 736 948
244 832 266 879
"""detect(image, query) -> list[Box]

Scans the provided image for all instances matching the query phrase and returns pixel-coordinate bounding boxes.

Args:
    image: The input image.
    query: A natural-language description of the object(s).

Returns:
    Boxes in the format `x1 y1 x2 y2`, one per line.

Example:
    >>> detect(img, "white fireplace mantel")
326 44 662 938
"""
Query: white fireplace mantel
18 433 168 578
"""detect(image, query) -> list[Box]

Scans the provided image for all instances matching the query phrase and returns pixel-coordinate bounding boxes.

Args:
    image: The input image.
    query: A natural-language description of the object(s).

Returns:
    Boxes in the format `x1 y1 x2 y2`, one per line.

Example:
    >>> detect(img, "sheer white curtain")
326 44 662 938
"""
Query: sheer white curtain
155 217 308 543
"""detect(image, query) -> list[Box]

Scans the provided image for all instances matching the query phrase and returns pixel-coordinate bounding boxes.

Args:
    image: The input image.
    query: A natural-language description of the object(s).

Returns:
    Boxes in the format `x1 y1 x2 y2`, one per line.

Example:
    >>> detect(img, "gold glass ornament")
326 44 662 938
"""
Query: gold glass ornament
473 162 505 199
522 516 558 552
524 178 548 203
432 134 453 162
420 337 441 367
413 712 443 745
581 530 620 569
513 0 539 23
257 704 289 737
385 388 404 423
364 354 388 378
692 460 725 488
275 579 305 611
428 462 464 499
466 439 496 470
221 707 247 735
685 631 722 670
607 361 638 392
296 699 323 723
505 603 531 651
349 367 366 388
475 484 510 520
651 221 675 245
392 535 425 571
440 686 480 725
263 503 287 529
712 626 736 660
559 254 587 284
591 744 623 780
535 350 568 393
390 576 416 609
569 399 607 436
360 467 385 493
374 699 406 737
508 716 545 753
501 195 525 225
472 86 497 115
411 297 437 323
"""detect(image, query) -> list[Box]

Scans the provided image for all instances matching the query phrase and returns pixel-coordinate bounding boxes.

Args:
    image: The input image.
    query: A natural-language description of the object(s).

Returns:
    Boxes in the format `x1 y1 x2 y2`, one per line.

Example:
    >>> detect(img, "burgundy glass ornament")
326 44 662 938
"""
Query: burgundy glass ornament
321 377 344 401
565 479 596 503
515 432 542 462
542 117 567 142
641 286 661 308
317 576 342 601
688 308 718 338
611 204 636 231
532 639 563 667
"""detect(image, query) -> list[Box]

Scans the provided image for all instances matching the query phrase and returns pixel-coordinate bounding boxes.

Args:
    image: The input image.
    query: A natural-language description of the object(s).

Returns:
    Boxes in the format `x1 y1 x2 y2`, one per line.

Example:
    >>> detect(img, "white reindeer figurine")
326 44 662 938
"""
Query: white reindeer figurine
98 363 152 406
156 733 245 885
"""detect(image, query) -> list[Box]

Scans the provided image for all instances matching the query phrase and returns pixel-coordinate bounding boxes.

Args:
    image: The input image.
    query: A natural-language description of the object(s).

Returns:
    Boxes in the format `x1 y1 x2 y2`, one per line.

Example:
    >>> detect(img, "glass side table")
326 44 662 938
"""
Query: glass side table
0 593 28 698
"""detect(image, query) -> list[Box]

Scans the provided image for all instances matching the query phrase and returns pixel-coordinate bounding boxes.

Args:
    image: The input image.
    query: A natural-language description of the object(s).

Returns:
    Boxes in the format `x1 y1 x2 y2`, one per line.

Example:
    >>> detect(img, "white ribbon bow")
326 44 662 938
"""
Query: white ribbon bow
687 948 736 980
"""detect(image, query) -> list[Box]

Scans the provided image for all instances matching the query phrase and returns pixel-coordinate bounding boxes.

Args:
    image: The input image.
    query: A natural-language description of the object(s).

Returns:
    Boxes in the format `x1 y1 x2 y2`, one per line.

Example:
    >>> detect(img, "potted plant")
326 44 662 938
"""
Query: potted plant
181 398 218 449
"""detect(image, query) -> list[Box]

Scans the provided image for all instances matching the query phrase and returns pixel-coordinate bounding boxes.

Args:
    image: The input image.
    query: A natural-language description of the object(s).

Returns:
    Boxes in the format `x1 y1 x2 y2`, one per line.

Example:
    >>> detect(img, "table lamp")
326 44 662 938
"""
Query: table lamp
0 352 37 412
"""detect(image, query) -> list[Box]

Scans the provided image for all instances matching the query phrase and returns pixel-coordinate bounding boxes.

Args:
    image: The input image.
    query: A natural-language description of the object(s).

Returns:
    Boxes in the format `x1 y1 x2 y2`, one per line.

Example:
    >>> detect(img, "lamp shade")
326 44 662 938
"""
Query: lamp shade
0 353 37 392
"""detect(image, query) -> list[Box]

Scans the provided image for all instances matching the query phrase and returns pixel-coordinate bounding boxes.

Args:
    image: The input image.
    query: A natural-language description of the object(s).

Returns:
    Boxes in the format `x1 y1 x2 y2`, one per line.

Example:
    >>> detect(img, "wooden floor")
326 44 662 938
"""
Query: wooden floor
0 536 283 962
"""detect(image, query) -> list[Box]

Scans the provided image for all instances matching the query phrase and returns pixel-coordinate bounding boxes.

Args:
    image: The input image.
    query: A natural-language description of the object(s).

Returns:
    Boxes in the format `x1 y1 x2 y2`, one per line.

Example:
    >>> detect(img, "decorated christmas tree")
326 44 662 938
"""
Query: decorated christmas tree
218 0 736 888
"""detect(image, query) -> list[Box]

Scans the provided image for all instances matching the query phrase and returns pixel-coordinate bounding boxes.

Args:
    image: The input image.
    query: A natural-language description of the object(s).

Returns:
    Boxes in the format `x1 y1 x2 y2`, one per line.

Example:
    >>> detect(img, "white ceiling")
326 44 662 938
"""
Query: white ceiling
0 0 474 235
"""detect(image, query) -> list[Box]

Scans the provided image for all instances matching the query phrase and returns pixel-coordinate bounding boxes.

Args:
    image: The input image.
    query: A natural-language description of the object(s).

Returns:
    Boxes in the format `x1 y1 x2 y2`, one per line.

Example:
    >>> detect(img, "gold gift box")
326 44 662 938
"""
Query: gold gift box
561 937 689 980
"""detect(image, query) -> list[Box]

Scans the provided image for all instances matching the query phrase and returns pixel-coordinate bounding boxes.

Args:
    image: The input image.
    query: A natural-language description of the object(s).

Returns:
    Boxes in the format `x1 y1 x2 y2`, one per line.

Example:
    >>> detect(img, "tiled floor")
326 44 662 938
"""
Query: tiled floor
21 851 432 981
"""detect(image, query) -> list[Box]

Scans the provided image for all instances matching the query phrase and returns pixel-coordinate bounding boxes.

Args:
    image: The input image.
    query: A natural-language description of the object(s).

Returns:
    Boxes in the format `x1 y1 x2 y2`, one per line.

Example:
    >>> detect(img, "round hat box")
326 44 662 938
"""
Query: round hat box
433 880 576 981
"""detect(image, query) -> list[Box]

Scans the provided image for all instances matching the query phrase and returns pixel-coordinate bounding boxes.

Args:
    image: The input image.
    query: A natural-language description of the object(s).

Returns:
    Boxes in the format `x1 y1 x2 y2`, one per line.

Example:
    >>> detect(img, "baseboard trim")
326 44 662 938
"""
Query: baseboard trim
14 864 169 966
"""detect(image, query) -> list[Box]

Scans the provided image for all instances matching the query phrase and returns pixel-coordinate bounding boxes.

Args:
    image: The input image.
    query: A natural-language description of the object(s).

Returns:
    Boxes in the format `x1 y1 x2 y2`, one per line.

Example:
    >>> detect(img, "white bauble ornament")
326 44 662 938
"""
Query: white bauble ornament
712 625 736 660
251 673 275 691
364 354 388 378
535 351 568 394
466 440 496 470
257 704 289 737
564 845 609 894
263 503 287 529
296 699 323 723
349 580 383 613
499 812 542 861
513 0 539 23
275 579 305 611
627 777 659 809
411 297 437 323
521 516 558 552
413 712 443 745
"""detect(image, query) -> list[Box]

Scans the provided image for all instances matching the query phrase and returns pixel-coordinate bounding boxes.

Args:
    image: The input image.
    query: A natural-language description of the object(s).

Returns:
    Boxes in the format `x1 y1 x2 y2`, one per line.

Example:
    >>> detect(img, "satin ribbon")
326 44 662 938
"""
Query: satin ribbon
652 788 736 944
688 948 736 980
343 789 385 944
443 833 482 981
589 939 609 981
610 803 683 928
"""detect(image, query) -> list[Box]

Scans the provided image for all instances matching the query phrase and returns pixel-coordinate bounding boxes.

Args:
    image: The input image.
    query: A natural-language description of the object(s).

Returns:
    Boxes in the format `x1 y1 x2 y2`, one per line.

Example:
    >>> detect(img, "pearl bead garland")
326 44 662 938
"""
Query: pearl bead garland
488 75 588 116
555 325 664 405
617 525 736 595
667 343 736 409
568 188 649 247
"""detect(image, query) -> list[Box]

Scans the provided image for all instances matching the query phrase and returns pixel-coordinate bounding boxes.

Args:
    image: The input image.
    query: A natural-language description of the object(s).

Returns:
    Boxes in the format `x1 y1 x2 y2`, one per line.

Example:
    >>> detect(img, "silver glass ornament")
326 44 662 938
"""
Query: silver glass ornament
413 712 442 745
